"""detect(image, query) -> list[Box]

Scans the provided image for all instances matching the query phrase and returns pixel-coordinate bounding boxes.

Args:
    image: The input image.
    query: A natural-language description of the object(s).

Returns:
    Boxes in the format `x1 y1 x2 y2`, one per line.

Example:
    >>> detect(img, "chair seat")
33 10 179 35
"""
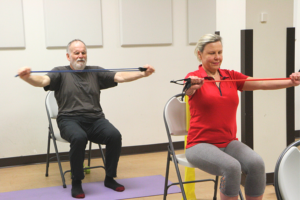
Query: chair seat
175 154 197 168
54 131 68 143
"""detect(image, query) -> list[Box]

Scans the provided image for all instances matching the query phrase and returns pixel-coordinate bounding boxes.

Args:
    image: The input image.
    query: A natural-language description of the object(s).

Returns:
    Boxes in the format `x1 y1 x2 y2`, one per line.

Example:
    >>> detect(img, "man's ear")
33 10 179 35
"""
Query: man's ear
66 53 70 61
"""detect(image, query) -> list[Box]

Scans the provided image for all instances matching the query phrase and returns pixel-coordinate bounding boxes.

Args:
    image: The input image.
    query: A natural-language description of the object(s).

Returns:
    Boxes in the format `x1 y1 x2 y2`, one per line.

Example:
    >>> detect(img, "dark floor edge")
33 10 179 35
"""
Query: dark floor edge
241 172 274 186
0 141 184 168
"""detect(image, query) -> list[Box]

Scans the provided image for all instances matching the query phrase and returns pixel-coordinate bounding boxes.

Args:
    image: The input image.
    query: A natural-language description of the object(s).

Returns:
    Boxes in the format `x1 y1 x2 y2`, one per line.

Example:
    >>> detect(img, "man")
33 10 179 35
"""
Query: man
18 39 155 198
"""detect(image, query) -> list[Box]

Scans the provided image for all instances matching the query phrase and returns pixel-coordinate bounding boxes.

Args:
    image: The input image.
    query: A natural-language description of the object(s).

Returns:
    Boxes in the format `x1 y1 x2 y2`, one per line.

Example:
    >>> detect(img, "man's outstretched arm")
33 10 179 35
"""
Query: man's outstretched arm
114 64 155 83
18 67 50 87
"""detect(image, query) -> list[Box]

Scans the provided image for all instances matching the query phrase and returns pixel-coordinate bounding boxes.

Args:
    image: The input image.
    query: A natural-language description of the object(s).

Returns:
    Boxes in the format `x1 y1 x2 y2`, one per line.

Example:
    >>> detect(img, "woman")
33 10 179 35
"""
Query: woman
184 33 300 200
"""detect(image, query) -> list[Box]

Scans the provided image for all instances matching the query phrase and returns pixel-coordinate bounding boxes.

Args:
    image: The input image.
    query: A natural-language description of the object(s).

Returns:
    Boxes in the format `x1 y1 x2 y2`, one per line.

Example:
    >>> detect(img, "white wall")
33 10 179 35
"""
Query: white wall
18 0 300 165
0 0 191 158
0 0 247 159
2 0 297 175
246 0 294 173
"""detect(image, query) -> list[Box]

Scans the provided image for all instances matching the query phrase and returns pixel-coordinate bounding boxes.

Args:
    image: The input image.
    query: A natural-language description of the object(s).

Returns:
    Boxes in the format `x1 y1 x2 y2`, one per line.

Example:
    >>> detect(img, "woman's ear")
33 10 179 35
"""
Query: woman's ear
198 51 202 61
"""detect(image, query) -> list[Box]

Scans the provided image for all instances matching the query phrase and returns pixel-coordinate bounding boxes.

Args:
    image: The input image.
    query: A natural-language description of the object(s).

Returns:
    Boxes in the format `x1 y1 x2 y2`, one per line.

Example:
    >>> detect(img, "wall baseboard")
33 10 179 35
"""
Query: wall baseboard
0 141 184 168
295 130 300 138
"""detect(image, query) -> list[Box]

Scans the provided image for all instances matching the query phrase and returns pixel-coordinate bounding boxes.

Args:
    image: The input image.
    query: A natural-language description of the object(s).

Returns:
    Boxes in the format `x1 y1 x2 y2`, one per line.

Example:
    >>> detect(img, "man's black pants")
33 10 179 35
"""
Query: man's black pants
57 115 122 180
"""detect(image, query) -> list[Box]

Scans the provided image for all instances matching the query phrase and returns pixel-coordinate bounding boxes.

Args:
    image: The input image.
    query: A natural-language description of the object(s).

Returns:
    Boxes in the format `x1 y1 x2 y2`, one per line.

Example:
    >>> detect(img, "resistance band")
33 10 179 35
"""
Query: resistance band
171 77 292 99
205 77 291 83
171 77 291 84
15 67 147 77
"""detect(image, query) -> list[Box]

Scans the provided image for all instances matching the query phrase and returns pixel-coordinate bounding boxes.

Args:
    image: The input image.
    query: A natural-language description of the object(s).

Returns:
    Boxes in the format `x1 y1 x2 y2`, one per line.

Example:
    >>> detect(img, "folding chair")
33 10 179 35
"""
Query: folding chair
163 94 244 200
274 139 300 200
45 91 106 188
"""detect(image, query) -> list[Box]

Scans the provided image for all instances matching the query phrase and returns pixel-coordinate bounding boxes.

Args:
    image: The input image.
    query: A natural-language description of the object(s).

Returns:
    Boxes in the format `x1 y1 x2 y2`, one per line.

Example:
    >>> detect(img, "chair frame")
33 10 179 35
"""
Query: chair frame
274 139 300 200
163 94 244 200
44 91 106 188
163 94 218 200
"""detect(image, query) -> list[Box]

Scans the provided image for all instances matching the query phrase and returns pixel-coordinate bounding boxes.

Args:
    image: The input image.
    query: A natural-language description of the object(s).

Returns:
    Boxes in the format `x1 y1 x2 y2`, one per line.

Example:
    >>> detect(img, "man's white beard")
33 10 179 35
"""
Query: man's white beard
71 58 87 70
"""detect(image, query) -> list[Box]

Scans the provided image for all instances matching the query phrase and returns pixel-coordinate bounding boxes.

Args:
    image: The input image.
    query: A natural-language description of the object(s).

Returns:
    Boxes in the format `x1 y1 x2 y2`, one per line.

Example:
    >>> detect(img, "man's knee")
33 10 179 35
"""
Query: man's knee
71 134 88 148
109 129 122 143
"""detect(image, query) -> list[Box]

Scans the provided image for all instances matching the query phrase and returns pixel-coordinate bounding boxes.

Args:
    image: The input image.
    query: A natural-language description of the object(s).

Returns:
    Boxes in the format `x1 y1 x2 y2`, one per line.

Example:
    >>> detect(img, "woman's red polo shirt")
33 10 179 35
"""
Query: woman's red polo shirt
185 65 248 148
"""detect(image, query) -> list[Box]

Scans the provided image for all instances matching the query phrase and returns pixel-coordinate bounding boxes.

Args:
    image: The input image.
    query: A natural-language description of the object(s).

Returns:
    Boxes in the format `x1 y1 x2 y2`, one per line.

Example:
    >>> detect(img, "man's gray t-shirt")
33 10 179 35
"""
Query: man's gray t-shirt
44 66 117 118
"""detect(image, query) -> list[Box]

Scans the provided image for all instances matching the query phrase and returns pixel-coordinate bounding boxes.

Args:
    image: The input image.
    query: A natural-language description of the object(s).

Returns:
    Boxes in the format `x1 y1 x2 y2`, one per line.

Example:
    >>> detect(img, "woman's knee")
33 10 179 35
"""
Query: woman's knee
223 159 242 177
246 155 265 175
242 154 265 196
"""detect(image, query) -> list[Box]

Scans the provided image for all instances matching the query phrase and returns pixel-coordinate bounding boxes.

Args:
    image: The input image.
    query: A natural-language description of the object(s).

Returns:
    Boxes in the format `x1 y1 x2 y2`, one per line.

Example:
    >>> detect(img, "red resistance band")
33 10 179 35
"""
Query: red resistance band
171 77 292 100
204 77 291 83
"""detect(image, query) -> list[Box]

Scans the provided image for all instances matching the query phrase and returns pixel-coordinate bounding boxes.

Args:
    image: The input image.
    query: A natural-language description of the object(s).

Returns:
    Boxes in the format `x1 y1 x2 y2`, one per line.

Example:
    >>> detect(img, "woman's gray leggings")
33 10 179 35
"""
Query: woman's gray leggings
185 140 265 197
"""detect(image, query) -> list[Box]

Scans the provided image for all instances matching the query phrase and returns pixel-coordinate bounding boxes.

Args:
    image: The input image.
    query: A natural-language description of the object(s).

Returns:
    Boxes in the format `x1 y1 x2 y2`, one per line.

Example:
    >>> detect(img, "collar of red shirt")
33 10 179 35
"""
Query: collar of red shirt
198 65 229 80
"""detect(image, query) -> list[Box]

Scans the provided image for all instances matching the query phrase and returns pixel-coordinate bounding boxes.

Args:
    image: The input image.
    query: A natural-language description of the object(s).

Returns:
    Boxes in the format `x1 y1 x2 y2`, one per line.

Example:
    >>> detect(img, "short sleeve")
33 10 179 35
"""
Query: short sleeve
230 70 248 91
43 67 62 91
185 71 197 79
95 67 118 89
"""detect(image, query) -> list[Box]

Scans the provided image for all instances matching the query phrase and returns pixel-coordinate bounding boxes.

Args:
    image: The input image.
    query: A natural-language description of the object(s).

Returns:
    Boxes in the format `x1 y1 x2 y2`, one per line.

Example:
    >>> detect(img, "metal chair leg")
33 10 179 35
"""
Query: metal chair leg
45 131 51 177
88 141 92 167
239 189 244 200
99 144 106 168
213 176 219 200
163 152 171 200
172 155 187 200
52 136 66 188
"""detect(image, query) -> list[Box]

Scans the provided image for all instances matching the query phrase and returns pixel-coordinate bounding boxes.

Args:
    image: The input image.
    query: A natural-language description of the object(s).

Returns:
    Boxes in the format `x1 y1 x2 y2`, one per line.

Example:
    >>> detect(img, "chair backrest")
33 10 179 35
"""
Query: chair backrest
278 146 300 199
45 91 69 143
45 91 58 119
274 140 300 200
163 94 187 136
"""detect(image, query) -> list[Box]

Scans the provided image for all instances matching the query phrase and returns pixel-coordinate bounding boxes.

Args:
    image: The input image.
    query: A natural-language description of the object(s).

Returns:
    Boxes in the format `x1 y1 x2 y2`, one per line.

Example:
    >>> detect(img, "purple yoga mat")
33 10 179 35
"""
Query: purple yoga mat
0 175 181 200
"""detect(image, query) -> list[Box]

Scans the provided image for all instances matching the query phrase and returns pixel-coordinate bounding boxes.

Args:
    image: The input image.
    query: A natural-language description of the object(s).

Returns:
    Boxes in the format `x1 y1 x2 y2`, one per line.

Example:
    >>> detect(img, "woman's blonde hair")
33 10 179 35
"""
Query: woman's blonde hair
194 34 222 62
